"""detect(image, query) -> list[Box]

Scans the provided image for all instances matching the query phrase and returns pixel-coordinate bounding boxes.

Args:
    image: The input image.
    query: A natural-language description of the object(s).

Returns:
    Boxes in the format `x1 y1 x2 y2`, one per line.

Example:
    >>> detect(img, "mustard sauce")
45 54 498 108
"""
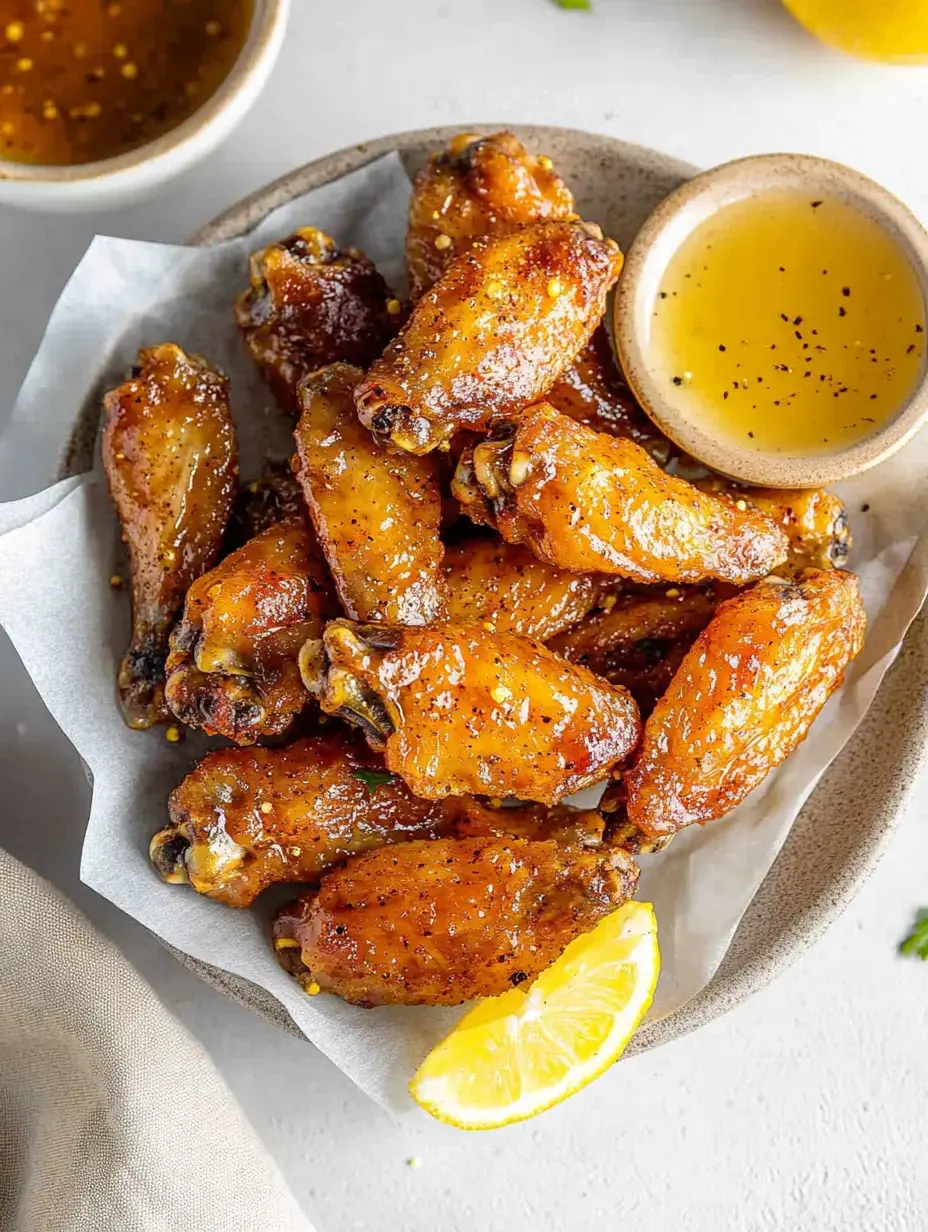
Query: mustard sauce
651 191 927 456
0 0 253 166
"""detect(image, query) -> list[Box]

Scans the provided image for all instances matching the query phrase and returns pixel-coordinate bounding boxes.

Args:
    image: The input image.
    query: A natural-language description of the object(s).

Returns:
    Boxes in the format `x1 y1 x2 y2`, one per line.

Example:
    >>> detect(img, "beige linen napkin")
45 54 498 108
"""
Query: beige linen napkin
0 848 314 1232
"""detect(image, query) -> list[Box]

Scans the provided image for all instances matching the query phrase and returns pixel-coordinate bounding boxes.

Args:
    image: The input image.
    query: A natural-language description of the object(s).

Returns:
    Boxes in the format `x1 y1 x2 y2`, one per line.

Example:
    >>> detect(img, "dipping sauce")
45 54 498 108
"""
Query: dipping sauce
652 191 927 456
0 0 253 166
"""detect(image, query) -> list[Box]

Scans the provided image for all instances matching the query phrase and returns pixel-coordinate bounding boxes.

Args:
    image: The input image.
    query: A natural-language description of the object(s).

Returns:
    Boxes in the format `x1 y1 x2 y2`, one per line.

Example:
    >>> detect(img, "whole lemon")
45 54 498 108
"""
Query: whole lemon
782 0 928 61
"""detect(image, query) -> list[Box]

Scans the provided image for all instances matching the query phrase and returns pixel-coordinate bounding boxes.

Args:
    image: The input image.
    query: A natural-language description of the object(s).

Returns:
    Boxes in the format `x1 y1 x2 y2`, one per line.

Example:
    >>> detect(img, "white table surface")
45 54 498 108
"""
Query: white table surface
3 2 928 1228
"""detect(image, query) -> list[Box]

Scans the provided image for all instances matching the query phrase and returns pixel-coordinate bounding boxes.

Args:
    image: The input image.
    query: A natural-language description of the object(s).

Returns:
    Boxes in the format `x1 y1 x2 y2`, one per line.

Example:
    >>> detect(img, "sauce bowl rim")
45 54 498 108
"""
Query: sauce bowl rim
614 151 928 488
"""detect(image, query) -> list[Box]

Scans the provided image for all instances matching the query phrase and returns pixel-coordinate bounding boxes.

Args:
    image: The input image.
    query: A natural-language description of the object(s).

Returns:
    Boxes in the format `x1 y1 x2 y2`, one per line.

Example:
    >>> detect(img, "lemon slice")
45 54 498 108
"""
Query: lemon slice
410 900 659 1130
782 0 928 62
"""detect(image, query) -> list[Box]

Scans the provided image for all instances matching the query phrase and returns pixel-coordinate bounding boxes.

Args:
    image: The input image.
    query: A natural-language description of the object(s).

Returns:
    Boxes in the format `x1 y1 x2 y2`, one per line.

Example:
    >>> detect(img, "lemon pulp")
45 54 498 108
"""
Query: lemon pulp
410 900 660 1130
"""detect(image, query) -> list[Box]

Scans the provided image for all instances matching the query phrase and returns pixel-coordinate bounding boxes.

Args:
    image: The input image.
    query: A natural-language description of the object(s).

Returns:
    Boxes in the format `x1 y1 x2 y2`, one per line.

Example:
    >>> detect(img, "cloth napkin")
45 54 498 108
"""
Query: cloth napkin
0 846 315 1232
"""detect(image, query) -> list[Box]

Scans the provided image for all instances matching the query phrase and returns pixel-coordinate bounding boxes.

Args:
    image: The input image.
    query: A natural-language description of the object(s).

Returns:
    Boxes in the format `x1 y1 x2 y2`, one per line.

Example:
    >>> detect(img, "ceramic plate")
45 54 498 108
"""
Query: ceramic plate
95 126 928 1051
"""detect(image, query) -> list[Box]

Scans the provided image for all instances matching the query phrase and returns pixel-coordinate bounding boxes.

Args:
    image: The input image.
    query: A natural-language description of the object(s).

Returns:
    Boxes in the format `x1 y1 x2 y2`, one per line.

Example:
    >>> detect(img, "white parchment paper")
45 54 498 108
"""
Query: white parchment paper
1 153 927 1112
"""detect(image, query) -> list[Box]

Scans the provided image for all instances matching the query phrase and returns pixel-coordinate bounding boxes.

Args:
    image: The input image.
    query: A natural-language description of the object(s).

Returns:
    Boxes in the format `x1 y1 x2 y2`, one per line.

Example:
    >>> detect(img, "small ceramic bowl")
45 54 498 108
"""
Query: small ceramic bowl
614 153 928 488
0 0 289 214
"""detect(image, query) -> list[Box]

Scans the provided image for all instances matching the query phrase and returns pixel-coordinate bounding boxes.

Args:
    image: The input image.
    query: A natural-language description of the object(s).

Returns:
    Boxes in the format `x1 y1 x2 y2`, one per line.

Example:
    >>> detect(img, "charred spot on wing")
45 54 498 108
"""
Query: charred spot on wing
149 827 191 884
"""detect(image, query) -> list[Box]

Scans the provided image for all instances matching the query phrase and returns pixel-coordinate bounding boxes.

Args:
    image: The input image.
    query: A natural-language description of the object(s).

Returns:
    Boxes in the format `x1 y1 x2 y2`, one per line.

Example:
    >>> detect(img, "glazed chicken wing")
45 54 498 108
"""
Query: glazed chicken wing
273 836 640 1006
150 734 458 907
302 619 641 804
443 536 611 640
549 588 718 717
546 325 675 466
453 402 788 585
695 477 851 579
164 519 337 744
235 227 401 413
102 344 237 729
151 732 608 907
293 363 447 624
625 569 867 839
356 220 624 454
549 588 718 669
228 458 307 546
406 130 575 300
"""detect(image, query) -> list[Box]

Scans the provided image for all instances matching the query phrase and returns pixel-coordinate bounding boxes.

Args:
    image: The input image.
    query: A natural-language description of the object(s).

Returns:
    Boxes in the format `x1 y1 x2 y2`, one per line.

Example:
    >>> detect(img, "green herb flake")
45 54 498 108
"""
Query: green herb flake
899 909 928 960
352 768 397 794
553 0 591 9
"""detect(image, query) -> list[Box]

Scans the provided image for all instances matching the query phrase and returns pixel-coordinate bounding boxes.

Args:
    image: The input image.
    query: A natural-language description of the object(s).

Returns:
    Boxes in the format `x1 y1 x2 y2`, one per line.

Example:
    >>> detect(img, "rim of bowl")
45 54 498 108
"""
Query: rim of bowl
614 152 928 488
0 0 289 186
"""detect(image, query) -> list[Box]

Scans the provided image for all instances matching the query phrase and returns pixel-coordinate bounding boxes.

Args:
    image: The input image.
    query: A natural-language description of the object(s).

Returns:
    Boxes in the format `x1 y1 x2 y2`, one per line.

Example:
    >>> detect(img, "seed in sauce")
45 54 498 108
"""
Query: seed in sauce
0 0 253 166
651 191 927 457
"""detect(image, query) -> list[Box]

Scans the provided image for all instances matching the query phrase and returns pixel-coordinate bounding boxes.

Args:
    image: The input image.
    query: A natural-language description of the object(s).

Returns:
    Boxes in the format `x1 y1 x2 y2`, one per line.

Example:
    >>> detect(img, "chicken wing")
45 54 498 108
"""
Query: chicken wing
102 344 237 729
293 363 447 624
453 402 788 585
625 569 867 839
695 477 851 579
228 458 307 546
406 130 575 300
549 588 718 669
151 733 457 906
443 535 611 640
273 836 639 1006
164 519 337 744
302 619 641 804
151 732 607 907
549 588 718 717
235 227 401 413
356 220 624 454
546 325 675 465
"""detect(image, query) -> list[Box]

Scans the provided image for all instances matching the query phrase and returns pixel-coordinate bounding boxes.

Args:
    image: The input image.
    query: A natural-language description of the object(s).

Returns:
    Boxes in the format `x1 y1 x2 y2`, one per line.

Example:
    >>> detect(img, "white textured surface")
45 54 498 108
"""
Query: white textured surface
2 1 928 1228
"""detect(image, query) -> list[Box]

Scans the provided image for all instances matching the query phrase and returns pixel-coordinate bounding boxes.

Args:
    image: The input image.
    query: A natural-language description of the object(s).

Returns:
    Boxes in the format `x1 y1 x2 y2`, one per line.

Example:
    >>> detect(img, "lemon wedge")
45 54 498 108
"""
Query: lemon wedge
782 0 928 62
410 900 659 1130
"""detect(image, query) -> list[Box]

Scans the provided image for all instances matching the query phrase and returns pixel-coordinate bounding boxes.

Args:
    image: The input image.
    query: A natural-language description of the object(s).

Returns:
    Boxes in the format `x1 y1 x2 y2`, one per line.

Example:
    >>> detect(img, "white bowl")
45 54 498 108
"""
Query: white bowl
0 0 289 214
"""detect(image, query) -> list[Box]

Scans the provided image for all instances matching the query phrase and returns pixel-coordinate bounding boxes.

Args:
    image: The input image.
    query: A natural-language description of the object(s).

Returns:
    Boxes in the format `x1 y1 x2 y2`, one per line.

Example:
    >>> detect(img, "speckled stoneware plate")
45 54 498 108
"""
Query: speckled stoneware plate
89 126 928 1051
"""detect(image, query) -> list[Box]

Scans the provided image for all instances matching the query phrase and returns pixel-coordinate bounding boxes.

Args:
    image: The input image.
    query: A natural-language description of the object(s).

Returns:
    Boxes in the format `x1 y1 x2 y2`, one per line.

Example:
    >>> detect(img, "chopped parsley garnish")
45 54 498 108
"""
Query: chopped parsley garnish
899 909 928 960
352 769 397 794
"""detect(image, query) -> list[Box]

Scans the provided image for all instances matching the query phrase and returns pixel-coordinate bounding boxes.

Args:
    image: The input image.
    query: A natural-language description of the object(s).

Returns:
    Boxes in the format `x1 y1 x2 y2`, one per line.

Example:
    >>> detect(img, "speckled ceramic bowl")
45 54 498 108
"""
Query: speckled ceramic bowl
614 153 928 488
79 126 928 1052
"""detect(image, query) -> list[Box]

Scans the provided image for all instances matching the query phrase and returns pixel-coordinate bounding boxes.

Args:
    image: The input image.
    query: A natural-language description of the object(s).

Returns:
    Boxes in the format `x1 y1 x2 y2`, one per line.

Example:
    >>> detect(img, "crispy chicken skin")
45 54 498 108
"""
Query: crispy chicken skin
406 131 576 300
453 402 788 586
443 536 610 640
546 325 675 466
356 220 624 454
303 619 641 804
273 837 640 1007
151 734 458 907
695 477 851 579
293 364 447 624
235 227 401 413
102 344 237 729
229 458 307 546
164 519 337 744
625 570 867 839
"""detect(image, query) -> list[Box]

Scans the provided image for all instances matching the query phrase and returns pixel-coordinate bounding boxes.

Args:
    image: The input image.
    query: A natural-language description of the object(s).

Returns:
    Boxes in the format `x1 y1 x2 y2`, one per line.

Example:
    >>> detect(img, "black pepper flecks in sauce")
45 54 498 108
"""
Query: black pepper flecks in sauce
651 190 927 456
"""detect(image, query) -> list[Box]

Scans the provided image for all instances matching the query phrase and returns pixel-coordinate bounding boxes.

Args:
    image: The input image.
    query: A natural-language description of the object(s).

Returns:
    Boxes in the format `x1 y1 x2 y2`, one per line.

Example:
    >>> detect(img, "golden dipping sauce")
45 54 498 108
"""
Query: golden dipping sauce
0 0 253 166
651 191 927 456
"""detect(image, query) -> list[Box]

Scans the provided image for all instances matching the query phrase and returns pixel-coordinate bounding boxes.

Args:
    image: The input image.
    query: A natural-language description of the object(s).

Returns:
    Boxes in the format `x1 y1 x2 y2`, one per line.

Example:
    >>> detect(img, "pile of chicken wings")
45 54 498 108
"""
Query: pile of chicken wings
103 133 866 1010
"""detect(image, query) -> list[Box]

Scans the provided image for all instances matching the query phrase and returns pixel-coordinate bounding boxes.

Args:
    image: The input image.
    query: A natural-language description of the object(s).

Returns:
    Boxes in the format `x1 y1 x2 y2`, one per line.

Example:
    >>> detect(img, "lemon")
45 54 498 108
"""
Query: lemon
410 900 659 1130
782 0 928 62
